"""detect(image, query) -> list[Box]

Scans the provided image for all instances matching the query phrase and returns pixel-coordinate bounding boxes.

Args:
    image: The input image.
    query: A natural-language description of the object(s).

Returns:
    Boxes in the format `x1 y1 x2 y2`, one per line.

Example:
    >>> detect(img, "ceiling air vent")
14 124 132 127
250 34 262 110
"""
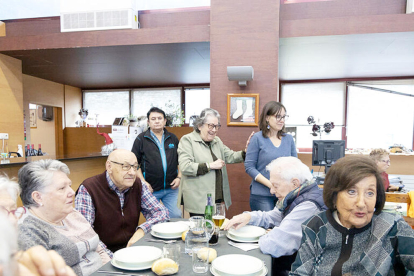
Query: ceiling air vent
61 9 137 32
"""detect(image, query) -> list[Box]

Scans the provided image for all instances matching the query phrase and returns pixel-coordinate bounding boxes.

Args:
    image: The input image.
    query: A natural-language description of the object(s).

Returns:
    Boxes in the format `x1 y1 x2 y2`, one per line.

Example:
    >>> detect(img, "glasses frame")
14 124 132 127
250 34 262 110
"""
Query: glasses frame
205 123 221 131
275 114 289 122
0 206 26 219
110 160 139 171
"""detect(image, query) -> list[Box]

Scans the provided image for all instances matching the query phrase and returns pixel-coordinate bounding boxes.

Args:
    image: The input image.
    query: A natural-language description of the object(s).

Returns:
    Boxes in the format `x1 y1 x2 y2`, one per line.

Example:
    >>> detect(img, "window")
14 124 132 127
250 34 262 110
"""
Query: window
132 88 181 118
184 88 210 124
281 82 345 148
347 84 414 149
83 91 129 125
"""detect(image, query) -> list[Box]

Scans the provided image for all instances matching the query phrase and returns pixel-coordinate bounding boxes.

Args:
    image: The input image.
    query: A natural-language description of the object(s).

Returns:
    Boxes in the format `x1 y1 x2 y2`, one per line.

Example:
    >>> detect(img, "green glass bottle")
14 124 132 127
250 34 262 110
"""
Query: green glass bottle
204 193 214 223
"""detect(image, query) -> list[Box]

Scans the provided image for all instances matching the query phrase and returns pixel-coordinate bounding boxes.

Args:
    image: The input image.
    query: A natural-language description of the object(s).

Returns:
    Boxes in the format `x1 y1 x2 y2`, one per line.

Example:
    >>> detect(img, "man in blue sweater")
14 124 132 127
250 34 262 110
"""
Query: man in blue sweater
225 157 326 276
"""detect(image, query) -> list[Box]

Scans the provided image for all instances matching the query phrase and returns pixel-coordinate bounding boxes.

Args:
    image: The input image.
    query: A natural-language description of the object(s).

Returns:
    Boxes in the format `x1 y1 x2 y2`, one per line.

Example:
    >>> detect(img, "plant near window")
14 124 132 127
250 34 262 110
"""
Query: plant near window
151 101 184 127
125 114 138 127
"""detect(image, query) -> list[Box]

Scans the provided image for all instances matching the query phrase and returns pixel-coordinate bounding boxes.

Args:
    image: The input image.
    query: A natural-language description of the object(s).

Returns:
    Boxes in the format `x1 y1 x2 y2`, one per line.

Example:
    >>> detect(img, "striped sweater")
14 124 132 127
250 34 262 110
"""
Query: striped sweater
290 210 414 276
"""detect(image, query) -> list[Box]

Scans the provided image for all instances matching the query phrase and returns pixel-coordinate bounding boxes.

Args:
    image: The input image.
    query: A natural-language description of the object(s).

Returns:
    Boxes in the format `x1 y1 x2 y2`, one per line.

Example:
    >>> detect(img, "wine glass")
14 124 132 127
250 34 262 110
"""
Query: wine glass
213 202 226 236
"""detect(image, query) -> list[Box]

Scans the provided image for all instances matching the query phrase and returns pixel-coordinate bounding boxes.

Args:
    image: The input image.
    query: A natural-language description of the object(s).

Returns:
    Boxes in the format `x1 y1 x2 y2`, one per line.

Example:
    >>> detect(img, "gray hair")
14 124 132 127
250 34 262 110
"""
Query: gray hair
18 159 70 208
193 108 221 133
266 156 312 184
0 174 20 202
0 213 17 276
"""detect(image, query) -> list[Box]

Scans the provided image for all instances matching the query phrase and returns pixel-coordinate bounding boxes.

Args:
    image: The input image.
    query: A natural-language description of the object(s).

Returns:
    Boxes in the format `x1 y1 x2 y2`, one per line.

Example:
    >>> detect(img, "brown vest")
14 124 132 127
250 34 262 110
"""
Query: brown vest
81 171 142 253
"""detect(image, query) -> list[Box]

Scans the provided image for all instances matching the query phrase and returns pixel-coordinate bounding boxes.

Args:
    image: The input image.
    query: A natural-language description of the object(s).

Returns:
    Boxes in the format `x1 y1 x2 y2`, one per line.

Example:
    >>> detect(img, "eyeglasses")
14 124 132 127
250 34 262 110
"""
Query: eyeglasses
274 115 289 121
205 123 221 130
381 160 391 164
0 206 26 219
110 160 139 171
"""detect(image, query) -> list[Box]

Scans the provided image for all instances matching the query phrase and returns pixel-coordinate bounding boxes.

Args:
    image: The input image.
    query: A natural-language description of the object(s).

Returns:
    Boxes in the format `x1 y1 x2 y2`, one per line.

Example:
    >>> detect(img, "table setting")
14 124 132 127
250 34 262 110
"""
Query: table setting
92 218 271 276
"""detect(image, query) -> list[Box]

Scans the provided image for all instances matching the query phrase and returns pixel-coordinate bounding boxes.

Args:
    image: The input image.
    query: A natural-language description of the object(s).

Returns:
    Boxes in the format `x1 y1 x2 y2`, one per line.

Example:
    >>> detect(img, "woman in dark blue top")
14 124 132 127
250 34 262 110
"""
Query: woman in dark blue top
245 101 297 211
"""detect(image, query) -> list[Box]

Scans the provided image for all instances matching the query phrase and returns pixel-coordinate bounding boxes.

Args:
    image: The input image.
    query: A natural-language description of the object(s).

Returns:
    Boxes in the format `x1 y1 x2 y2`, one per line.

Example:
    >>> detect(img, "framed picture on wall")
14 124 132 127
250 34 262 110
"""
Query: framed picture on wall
227 94 259 126
29 109 37 128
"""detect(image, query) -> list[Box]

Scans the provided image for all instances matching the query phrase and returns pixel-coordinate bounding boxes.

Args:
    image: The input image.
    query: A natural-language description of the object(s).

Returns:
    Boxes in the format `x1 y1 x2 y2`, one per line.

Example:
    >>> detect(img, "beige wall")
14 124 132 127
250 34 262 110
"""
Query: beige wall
0 54 24 154
23 74 65 107
23 74 65 155
64 85 82 127
30 113 56 156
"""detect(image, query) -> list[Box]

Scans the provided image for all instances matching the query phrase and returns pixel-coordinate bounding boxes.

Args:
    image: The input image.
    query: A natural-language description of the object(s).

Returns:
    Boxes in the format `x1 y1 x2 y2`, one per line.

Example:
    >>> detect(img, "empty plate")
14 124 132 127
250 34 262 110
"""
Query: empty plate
228 225 266 241
212 254 264 276
210 264 268 276
151 222 189 238
113 246 162 269
226 232 260 243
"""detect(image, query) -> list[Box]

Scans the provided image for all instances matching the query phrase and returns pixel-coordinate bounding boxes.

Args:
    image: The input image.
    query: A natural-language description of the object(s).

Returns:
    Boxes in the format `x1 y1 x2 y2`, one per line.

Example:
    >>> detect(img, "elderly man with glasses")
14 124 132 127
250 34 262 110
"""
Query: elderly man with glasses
75 149 169 254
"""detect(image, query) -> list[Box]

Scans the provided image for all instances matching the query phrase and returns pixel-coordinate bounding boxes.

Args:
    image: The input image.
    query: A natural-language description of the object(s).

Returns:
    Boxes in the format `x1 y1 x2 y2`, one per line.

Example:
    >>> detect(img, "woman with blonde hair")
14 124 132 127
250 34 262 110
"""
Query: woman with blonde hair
369 148 399 191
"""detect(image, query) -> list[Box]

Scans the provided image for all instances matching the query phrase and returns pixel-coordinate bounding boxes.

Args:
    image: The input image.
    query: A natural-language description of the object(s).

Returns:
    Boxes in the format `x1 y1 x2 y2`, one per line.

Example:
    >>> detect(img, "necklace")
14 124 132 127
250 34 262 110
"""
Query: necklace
29 208 63 226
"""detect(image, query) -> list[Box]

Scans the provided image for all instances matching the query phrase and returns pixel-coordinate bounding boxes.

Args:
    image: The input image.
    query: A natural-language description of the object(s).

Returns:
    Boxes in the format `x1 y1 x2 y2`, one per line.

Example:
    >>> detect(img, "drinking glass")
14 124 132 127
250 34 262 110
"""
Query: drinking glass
213 202 226 236
208 226 220 245
163 243 181 266
192 246 209 274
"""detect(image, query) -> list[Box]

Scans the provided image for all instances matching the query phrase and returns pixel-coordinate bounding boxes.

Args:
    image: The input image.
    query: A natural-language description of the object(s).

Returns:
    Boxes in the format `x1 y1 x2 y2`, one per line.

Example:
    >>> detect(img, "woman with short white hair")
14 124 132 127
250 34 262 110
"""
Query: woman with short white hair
0 174 76 276
17 160 110 276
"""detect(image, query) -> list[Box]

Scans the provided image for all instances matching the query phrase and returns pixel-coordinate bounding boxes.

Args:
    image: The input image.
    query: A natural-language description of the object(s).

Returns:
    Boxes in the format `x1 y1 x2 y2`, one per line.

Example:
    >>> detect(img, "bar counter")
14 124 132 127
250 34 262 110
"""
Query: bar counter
0 153 108 206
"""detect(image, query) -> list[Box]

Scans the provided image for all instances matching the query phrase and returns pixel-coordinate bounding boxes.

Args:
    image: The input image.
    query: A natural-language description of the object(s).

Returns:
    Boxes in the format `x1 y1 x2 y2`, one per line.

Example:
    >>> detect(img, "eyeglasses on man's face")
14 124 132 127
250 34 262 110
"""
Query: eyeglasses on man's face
0 206 26 219
205 123 221 130
274 114 289 121
381 159 391 164
110 160 139 171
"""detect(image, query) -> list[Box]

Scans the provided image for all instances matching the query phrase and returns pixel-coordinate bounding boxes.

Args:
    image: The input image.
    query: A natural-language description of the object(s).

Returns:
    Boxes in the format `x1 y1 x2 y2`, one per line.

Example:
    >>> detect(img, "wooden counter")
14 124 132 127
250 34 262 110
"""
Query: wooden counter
0 153 107 206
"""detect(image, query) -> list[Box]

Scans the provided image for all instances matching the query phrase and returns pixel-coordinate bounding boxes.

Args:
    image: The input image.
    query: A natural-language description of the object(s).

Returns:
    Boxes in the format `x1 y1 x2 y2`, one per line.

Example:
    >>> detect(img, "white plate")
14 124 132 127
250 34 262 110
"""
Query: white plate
210 265 268 276
151 230 182 239
151 222 189 238
111 259 154 271
212 254 264 276
113 246 162 269
226 232 260 243
228 225 266 241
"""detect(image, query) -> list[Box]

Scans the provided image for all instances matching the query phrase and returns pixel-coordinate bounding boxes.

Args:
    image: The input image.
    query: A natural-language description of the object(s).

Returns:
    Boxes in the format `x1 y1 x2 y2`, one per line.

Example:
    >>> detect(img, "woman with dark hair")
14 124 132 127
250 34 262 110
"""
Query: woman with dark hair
178 108 253 216
290 155 414 276
245 101 297 211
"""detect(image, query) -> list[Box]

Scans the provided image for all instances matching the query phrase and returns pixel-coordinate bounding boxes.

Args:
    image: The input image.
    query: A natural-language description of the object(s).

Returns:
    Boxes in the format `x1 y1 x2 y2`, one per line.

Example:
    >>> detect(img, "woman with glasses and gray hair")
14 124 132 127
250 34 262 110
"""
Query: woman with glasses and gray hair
245 101 297 211
369 148 399 192
178 108 254 216
17 160 110 276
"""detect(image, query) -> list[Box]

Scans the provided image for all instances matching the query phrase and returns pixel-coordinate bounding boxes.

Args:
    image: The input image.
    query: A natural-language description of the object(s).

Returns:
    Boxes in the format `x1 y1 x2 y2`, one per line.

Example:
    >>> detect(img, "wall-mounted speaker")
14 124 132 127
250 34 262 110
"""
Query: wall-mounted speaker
227 66 254 86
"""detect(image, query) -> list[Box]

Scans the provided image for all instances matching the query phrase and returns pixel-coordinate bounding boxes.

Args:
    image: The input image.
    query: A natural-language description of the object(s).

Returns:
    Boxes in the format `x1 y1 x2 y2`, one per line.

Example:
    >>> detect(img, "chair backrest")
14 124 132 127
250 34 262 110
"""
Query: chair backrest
385 192 414 229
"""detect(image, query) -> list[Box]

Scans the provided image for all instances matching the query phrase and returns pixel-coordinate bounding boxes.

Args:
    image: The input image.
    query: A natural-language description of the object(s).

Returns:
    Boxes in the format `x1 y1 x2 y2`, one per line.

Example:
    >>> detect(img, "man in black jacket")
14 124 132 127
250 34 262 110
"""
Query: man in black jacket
131 107 182 218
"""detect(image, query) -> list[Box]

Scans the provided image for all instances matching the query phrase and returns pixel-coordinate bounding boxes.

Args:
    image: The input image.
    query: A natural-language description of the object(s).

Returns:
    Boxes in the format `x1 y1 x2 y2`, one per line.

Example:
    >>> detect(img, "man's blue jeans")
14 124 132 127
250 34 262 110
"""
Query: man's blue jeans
249 194 277 212
152 188 182 218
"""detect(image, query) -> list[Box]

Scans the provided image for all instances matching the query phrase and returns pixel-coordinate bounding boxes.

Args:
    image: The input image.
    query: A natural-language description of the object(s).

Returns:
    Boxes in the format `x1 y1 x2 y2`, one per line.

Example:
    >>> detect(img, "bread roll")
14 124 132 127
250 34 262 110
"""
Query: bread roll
151 258 179 275
196 247 217 263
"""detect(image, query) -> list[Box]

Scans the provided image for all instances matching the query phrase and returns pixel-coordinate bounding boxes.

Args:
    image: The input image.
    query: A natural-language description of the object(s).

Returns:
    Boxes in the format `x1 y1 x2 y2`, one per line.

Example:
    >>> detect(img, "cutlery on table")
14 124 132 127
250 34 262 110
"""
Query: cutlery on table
146 238 177 244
